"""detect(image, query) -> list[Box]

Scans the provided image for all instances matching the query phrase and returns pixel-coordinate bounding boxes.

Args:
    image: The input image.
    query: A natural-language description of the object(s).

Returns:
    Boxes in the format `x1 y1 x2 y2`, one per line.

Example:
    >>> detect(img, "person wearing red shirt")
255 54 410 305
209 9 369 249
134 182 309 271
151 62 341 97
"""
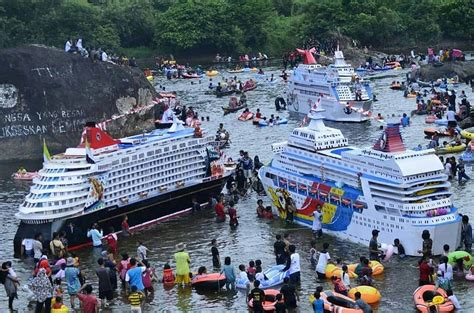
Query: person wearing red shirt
34 255 52 277
121 215 132 236
215 198 226 223
77 284 99 313
105 227 118 255
419 257 433 286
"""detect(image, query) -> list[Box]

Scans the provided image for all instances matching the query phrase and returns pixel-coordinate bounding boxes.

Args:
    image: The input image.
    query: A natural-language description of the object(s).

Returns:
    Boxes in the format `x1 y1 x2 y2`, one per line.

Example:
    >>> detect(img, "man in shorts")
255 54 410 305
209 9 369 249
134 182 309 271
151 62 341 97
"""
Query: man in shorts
174 243 191 286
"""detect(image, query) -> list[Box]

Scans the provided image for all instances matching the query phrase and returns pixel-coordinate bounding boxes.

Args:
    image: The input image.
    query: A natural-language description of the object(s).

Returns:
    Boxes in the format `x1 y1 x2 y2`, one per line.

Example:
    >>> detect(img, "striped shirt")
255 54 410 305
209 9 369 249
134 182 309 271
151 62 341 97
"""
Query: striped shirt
128 292 144 306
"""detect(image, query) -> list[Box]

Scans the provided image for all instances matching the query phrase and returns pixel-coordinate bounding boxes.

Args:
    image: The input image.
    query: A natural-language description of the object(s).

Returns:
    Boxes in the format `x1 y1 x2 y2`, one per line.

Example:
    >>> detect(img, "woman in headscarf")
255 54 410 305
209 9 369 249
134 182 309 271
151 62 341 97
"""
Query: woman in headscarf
0 261 19 311
31 268 53 313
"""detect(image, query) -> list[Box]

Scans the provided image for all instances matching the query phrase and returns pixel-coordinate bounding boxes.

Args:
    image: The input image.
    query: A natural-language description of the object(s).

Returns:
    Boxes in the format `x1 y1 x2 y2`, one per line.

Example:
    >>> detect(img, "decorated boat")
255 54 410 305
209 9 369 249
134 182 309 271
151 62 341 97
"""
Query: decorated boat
13 118 231 257
287 48 373 122
258 105 462 256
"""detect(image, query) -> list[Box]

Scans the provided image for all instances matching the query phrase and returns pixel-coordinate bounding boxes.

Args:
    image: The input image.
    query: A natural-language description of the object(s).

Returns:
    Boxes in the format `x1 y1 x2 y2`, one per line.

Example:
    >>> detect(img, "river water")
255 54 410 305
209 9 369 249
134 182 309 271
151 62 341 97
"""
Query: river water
1 67 474 312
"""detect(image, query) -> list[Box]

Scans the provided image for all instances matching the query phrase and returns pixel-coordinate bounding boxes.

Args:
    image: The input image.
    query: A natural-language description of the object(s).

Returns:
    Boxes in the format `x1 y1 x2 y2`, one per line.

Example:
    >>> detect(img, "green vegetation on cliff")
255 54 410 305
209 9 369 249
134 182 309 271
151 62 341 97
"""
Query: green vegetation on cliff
0 0 472 55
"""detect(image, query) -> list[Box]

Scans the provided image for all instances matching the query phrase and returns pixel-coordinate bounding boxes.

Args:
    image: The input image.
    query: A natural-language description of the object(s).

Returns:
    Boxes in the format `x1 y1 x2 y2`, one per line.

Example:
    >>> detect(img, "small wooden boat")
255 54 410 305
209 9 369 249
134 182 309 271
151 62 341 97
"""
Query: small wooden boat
159 186 167 192
424 127 452 137
12 172 39 181
139 191 148 198
216 89 235 97
176 181 185 187
222 104 247 115
119 197 129 204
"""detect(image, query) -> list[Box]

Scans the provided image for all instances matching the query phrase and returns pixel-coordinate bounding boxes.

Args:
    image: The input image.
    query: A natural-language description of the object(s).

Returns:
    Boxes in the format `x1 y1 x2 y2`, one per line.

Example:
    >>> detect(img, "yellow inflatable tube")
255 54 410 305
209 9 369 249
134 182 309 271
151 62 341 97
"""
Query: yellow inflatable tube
435 144 466 155
348 286 381 304
347 260 384 276
461 130 474 140
325 264 358 279
206 70 219 77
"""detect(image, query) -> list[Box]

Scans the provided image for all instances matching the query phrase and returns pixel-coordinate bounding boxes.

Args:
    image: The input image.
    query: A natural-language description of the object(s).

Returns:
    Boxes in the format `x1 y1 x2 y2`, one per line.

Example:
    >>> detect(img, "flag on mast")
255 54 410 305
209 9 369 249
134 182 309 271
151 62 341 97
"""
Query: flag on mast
85 138 95 164
43 138 51 163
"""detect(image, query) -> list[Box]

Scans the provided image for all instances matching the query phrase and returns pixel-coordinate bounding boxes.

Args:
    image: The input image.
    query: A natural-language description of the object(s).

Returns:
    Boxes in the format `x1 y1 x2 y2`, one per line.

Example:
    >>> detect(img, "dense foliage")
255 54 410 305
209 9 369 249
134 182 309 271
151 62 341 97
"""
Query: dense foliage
0 0 472 55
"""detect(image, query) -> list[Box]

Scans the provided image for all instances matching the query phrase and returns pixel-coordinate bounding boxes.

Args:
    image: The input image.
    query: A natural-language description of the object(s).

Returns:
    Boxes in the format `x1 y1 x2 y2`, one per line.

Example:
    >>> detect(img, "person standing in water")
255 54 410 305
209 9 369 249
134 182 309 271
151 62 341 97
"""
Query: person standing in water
369 230 381 261
312 205 323 239
174 243 191 286
282 245 301 284
461 215 473 253
418 230 433 259
274 235 287 265
211 239 221 268
228 201 238 228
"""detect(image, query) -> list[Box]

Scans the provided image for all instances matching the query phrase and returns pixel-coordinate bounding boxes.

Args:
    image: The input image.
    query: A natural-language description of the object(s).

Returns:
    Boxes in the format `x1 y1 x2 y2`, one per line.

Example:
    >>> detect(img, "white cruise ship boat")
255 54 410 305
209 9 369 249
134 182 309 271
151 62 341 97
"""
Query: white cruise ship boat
13 119 230 256
287 49 373 122
259 106 461 256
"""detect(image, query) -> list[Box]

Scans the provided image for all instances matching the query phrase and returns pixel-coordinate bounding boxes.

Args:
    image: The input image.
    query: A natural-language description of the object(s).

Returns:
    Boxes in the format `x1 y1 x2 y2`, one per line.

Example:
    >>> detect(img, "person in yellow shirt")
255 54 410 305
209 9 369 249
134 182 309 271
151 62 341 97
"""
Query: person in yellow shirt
174 243 191 285
51 296 69 313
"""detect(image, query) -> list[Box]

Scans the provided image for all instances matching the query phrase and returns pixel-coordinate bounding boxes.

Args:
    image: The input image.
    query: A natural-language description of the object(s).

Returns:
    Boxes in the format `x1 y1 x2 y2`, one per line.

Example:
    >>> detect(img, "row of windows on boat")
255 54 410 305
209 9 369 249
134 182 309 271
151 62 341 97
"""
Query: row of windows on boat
118 147 202 165
23 196 86 208
104 172 206 205
27 189 89 200
110 154 202 178
107 163 204 192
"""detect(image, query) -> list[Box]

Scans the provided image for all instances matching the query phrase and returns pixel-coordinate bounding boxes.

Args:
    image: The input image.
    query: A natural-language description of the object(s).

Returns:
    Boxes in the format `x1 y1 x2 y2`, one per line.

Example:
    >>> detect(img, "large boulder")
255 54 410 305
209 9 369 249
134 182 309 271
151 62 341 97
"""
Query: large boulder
419 61 474 82
0 45 160 161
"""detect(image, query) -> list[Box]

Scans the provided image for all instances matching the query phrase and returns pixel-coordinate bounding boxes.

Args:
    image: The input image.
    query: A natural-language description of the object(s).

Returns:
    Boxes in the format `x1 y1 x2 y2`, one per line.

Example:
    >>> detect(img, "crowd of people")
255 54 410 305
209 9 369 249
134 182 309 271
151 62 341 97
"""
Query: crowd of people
214 52 269 63
64 38 137 67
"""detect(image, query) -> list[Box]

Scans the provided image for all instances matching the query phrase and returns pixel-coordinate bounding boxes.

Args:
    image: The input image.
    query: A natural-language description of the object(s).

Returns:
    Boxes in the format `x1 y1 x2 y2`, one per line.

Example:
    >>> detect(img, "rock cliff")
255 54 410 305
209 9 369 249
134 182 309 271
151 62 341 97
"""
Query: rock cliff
419 61 474 82
0 45 159 161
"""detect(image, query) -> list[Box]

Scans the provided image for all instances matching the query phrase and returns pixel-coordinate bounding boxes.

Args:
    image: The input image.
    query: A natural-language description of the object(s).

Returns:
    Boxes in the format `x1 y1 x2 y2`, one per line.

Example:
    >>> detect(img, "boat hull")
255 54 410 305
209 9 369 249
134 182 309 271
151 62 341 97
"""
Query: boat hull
259 167 461 256
13 175 228 258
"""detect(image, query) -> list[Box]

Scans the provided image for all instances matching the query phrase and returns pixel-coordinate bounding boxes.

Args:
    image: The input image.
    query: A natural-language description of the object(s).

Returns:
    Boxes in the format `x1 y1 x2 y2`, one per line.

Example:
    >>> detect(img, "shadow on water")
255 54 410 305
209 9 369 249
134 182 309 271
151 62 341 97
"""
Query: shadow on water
1 68 474 311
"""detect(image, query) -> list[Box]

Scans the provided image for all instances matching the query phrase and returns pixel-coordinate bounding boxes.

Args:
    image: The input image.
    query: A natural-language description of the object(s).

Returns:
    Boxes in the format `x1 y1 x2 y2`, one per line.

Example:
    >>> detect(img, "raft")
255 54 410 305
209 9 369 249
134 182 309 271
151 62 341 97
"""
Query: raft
348 286 381 304
390 84 402 90
434 119 448 126
227 69 244 73
325 264 358 279
238 112 254 121
347 260 384 276
435 144 466 155
310 291 362 313
447 251 473 268
248 289 279 312
461 129 474 140
11 172 39 181
191 273 226 291
206 70 219 77
424 128 451 137
425 115 437 124
237 265 290 289
258 118 288 127
182 73 201 79
413 285 454 313
222 104 247 115
146 75 153 81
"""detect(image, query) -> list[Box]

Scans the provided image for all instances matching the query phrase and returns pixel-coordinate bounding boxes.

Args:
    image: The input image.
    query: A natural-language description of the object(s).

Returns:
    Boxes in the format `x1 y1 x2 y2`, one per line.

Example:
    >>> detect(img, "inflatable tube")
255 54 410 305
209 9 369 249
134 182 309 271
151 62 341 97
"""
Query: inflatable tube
461 129 474 140
191 273 226 290
390 84 402 90
250 67 258 72
275 118 288 125
435 144 466 155
146 75 153 81
238 112 254 121
227 69 244 73
413 285 454 313
425 115 437 124
348 286 381 304
325 264 358 279
424 128 451 137
259 120 269 127
447 251 473 268
11 172 39 181
406 93 417 98
465 273 474 281
434 119 448 126
238 265 289 289
461 151 474 163
248 289 279 312
206 70 219 77
381 243 394 262
182 73 201 79
311 291 362 313
347 260 384 276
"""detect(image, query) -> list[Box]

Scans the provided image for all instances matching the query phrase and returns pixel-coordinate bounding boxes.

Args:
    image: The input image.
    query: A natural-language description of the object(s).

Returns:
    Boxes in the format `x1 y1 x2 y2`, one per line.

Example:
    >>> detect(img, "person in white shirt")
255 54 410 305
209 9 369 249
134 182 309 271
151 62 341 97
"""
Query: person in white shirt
438 256 453 280
76 38 83 51
32 234 43 262
282 245 300 284
316 242 331 279
446 289 461 309
21 238 34 258
341 265 351 289
444 162 452 179
65 39 72 52
101 50 108 62
137 241 149 262
312 205 323 238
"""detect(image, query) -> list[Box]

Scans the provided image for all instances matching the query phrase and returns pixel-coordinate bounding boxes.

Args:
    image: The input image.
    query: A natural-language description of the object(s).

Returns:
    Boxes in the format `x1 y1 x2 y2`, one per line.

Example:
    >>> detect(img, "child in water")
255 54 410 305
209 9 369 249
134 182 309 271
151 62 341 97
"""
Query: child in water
162 263 175 284
247 261 256 281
